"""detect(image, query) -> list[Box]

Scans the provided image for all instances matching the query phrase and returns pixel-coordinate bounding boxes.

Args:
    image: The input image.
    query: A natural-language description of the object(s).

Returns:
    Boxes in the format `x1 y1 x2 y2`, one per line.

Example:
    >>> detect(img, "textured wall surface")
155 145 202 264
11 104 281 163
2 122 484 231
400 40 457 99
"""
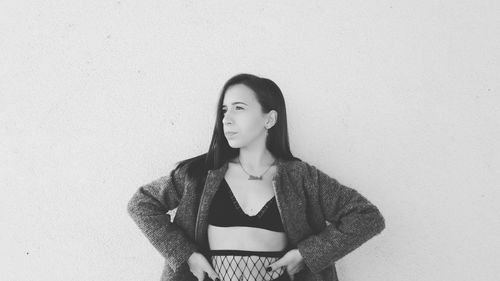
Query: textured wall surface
2 1 499 280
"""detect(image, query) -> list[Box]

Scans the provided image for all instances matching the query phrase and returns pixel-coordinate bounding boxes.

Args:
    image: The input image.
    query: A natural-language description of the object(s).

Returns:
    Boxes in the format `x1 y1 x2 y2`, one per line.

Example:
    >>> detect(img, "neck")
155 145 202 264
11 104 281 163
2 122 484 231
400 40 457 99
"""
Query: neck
237 148 276 173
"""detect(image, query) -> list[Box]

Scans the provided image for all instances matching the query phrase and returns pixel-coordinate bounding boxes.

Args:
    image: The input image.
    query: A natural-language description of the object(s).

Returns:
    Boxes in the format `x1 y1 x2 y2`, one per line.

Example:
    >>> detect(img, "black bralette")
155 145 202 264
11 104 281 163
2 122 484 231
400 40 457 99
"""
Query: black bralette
208 179 285 233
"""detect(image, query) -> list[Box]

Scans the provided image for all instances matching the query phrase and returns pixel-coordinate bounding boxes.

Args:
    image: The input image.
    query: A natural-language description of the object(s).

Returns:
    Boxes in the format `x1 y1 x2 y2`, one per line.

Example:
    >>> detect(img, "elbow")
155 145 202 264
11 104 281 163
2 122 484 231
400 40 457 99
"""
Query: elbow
126 199 135 218
126 193 139 218
126 185 148 217
371 208 386 235
357 206 385 237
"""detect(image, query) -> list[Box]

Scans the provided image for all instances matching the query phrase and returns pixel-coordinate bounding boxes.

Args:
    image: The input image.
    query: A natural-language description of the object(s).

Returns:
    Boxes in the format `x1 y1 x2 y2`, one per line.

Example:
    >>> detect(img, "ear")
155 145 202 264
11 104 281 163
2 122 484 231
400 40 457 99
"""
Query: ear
266 110 278 128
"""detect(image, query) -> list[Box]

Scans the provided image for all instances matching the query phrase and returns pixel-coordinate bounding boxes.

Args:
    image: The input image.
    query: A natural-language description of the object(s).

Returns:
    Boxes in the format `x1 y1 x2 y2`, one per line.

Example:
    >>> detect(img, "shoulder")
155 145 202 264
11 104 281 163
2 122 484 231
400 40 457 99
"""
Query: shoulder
171 153 207 183
170 161 189 181
282 159 342 191
281 159 323 183
282 159 319 174
167 160 193 190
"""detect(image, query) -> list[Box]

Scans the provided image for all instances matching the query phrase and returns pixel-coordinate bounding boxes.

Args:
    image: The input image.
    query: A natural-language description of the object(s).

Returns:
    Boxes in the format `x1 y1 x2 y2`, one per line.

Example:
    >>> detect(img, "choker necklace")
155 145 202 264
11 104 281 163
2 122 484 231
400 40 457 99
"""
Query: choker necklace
238 156 277 180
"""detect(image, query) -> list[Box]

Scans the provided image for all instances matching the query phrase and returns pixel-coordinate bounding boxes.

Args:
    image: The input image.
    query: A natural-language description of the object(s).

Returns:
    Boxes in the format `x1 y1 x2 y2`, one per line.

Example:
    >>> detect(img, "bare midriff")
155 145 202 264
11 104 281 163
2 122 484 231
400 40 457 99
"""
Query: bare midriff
208 225 288 251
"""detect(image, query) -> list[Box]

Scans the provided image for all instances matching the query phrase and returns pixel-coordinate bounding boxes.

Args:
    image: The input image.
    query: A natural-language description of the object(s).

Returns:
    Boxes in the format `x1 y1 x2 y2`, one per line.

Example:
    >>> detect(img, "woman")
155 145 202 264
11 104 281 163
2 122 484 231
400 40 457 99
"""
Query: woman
127 73 385 281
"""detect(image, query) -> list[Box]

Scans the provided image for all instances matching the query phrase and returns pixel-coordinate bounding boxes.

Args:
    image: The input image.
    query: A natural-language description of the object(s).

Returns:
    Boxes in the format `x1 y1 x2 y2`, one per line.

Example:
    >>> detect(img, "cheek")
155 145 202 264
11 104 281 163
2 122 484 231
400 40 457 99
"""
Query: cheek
234 112 265 131
240 117 263 133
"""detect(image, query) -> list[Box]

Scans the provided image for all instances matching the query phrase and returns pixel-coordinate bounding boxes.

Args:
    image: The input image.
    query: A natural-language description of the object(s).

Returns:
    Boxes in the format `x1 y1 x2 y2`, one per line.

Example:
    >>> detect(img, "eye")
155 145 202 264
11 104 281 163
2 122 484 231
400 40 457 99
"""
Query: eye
221 106 243 113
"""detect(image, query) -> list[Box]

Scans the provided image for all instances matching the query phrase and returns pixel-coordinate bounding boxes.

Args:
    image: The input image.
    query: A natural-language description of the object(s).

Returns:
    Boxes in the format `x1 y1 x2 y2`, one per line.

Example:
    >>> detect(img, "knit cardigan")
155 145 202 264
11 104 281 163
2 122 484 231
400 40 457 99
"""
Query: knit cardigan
127 158 385 281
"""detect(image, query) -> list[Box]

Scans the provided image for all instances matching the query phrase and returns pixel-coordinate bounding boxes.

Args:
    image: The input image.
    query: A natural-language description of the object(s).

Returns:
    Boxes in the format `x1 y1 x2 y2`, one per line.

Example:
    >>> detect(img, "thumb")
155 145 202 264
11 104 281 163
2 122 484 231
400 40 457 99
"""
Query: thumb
203 262 219 281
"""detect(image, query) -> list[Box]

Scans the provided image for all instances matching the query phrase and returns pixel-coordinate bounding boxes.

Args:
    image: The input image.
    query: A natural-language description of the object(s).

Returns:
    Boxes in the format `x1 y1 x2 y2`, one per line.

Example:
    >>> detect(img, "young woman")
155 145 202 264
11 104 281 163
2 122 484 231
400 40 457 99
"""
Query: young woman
127 74 385 281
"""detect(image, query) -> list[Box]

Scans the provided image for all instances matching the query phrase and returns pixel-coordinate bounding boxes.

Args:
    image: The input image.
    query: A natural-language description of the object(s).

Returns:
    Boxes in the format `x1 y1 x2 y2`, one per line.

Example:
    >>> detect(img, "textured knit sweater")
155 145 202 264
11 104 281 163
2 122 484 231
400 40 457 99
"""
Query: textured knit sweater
127 158 385 281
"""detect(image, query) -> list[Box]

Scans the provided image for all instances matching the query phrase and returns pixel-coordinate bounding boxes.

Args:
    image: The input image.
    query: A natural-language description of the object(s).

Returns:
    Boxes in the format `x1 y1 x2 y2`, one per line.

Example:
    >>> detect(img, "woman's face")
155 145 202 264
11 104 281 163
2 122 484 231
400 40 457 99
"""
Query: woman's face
222 84 274 149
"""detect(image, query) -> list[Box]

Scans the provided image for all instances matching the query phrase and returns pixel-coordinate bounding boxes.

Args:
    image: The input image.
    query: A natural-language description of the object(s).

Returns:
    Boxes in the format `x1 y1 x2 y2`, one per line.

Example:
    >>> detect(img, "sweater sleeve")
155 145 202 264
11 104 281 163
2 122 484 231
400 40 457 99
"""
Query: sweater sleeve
127 164 199 273
296 164 385 273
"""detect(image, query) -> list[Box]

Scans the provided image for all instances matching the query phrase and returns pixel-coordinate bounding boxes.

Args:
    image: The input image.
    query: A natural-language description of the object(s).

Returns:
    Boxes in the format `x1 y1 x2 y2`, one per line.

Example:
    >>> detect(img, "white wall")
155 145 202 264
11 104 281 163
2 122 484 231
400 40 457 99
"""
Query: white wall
2 1 499 280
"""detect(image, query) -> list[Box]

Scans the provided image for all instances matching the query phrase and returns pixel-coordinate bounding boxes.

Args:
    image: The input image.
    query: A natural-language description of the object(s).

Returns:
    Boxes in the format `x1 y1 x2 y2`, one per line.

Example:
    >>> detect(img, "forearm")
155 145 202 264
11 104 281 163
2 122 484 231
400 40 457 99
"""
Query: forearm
296 207 385 273
299 164 386 273
127 180 199 272
128 206 199 271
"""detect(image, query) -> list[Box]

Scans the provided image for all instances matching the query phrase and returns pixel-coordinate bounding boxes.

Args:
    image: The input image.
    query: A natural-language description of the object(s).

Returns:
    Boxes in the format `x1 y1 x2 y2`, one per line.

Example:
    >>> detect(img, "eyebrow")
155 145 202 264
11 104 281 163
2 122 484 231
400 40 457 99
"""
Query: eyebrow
221 102 248 107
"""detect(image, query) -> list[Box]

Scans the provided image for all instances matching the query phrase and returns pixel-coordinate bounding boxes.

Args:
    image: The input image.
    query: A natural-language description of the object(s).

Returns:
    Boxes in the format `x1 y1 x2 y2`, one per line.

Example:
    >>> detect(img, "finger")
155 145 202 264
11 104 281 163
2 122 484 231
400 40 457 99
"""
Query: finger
287 268 296 281
266 261 276 272
289 263 301 272
267 258 285 272
207 270 220 281
202 261 219 281
196 271 206 281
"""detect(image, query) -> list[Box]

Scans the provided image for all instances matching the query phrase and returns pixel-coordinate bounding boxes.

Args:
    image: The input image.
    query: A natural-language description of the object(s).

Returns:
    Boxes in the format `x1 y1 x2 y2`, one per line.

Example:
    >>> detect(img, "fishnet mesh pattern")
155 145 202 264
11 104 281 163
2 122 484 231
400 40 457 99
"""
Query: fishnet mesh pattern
211 254 286 281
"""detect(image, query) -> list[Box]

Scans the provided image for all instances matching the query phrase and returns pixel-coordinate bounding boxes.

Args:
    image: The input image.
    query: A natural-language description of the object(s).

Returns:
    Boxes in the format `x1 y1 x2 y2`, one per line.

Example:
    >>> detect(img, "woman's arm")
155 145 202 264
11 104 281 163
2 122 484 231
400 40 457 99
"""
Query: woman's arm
296 164 386 274
127 164 199 273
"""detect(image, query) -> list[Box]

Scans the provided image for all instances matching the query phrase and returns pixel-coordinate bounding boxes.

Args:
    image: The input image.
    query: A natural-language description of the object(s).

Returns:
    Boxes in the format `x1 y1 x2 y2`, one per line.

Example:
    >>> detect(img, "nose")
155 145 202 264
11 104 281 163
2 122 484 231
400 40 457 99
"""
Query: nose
222 111 233 125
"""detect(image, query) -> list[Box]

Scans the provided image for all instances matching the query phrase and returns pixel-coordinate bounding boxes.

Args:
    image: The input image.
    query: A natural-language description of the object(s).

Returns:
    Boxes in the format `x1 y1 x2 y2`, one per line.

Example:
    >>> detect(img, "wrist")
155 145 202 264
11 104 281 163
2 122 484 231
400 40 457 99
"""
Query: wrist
188 252 199 263
294 248 304 260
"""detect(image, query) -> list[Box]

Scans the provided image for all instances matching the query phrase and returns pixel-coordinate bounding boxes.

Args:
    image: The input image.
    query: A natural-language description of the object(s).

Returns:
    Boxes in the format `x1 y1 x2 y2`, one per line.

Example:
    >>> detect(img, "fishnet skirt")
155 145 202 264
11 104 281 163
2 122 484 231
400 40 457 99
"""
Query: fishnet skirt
210 249 291 281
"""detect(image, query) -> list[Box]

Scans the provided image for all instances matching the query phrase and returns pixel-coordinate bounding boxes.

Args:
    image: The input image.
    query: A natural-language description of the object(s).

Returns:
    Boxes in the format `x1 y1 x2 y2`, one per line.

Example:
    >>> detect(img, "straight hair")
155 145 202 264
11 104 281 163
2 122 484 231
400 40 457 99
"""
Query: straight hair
171 73 301 187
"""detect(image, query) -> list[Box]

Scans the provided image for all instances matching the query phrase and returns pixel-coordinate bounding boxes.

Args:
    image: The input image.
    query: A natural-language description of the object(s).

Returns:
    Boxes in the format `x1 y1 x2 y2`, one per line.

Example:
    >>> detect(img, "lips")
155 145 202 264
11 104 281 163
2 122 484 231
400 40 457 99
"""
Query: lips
225 131 238 137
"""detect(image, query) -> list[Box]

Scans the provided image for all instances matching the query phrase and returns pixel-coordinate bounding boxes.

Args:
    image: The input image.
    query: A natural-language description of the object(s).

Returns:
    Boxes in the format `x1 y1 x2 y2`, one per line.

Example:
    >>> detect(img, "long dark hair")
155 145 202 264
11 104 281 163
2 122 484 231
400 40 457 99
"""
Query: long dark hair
171 73 301 187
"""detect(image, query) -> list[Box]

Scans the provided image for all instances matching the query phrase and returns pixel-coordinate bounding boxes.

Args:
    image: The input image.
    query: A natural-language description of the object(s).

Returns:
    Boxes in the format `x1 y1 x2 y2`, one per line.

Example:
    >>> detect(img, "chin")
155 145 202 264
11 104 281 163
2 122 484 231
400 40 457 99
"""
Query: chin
227 140 244 149
228 143 242 149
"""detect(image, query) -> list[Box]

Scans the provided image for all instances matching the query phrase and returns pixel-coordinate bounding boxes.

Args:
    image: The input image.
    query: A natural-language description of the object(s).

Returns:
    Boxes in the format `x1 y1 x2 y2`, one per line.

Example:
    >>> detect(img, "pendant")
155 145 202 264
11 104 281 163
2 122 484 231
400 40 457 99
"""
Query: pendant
248 175 262 180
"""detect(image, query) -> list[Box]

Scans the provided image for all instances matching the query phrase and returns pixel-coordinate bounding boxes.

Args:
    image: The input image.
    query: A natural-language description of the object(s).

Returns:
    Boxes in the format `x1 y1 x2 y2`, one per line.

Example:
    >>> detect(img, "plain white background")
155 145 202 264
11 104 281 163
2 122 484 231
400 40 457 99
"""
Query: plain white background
1 1 499 280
